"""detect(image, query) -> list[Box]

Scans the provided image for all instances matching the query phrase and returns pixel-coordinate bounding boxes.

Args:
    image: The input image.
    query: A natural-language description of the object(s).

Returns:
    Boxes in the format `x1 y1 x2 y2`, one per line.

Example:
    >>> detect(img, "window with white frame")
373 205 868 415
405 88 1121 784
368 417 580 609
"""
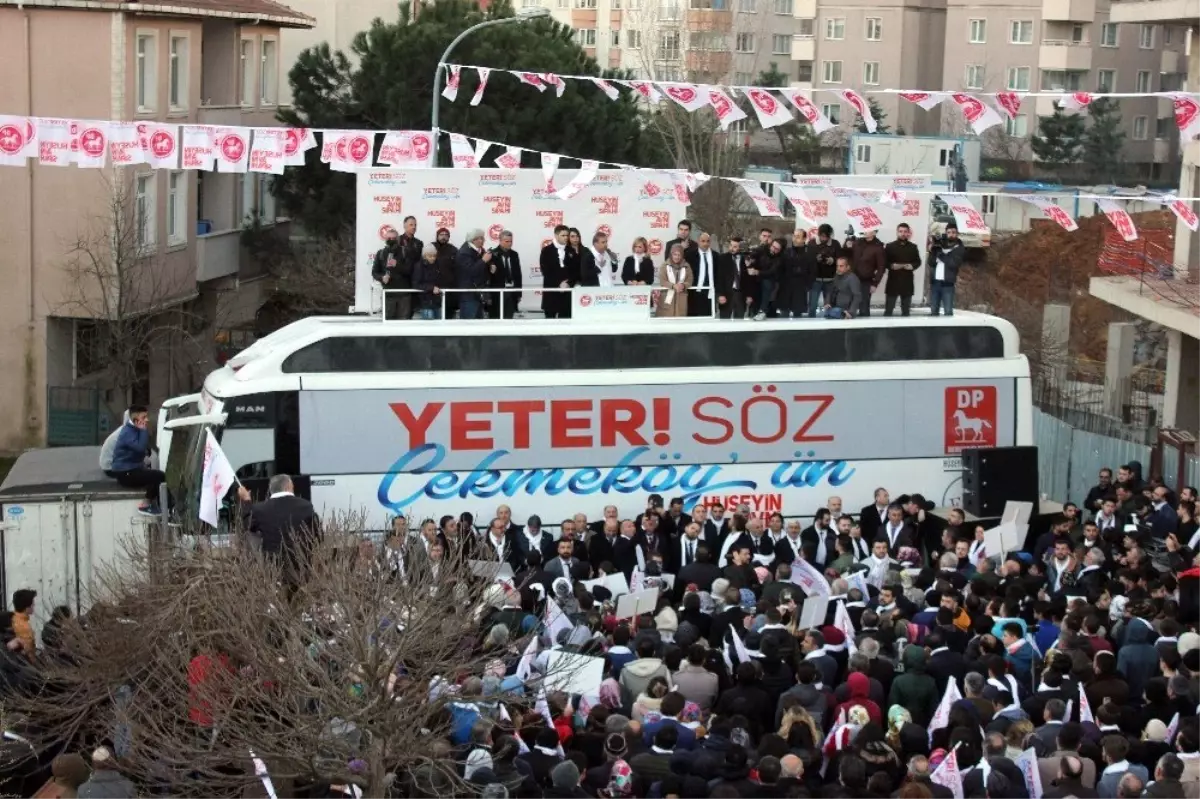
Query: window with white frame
659 31 681 59
693 31 727 50
661 0 681 19
729 118 748 135
1070 23 1084 42
168 34 188 111
865 17 882 41
965 64 984 89
1097 69 1115 93
821 102 841 124
797 61 813 82
626 29 643 48
575 0 597 7
856 143 871 163
772 33 790 53
1164 26 1171 44
1042 70 1082 91
969 18 986 43
576 28 597 46
737 0 756 11
1155 116 1170 139
1006 66 1031 91
260 39 278 104
824 17 845 40
863 61 880 85
797 18 814 36
1132 116 1148 139
1138 24 1154 48
167 171 186 245
240 38 255 106
1099 22 1117 46
1135 70 1151 93
822 60 842 83
1004 114 1028 137
136 33 157 112
980 194 997 214
773 0 792 14
938 148 952 166
1009 19 1033 43
611 29 621 47
735 32 755 52
135 173 156 250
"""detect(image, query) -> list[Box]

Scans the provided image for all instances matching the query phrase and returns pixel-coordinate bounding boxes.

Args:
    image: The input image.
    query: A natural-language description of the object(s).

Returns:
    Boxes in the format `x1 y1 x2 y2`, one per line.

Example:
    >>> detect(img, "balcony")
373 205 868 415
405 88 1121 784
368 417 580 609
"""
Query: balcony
790 79 814 91
686 50 732 77
1039 40 1093 71
571 8 598 25
791 36 815 61
686 8 732 30
1042 0 1095 19
793 0 816 16
196 221 290 282
1109 0 1199 24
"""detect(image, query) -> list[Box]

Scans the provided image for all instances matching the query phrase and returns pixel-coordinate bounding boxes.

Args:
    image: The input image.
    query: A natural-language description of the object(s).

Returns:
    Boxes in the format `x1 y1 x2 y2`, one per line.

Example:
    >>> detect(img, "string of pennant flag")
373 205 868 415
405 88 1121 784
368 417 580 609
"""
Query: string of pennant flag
439 62 1200 140
0 114 1196 238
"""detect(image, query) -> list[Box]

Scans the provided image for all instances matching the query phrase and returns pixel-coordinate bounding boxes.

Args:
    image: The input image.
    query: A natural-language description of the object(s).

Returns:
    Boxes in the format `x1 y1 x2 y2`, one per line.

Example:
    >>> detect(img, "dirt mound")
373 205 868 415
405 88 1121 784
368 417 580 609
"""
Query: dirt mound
958 209 1174 362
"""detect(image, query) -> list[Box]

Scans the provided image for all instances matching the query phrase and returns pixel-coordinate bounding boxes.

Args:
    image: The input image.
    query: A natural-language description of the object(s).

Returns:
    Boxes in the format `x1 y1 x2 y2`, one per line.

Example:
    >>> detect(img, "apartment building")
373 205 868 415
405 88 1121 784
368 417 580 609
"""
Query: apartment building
0 0 314 451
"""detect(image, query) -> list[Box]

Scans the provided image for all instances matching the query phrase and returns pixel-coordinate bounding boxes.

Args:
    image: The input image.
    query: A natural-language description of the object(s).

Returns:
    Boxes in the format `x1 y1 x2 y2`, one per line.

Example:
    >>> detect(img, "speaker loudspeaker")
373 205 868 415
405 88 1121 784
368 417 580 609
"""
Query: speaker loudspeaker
961 446 1039 518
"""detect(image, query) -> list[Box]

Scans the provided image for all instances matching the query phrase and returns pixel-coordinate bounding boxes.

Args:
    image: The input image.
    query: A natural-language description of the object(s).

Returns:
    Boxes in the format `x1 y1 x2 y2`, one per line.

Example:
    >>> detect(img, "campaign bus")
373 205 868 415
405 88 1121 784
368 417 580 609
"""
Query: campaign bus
160 313 1032 530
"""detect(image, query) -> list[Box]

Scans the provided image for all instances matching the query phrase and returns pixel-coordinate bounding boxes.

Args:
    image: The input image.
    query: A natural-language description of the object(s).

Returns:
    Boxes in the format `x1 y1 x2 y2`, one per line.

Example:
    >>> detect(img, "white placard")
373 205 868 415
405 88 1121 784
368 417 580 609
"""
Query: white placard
469 560 514 583
582 572 630 598
616 587 659 620
543 650 605 696
1001 501 1034 526
799 595 829 630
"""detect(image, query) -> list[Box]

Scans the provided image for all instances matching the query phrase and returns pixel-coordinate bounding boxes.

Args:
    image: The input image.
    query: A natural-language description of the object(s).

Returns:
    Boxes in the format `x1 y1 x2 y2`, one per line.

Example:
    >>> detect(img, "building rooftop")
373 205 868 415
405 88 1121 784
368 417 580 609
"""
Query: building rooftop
1090 274 1200 338
0 0 316 28
1108 0 1200 24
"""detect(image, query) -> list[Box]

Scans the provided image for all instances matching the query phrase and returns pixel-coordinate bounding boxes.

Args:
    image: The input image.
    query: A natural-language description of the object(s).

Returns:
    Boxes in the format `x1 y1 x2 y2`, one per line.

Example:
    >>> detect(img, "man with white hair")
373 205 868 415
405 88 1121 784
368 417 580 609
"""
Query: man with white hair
1070 546 1106 601
455 228 493 319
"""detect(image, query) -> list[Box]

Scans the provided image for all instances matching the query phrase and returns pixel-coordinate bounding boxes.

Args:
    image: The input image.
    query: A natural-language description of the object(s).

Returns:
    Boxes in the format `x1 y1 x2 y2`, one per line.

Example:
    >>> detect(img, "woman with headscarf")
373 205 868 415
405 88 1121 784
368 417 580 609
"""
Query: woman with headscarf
824 705 872 774
885 706 912 751
631 675 670 723
656 244 693 318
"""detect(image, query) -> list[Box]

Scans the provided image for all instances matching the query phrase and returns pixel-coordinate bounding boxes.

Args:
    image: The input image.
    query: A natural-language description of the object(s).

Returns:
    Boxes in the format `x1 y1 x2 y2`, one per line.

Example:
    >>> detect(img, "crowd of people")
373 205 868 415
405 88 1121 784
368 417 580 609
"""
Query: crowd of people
372 217 967 321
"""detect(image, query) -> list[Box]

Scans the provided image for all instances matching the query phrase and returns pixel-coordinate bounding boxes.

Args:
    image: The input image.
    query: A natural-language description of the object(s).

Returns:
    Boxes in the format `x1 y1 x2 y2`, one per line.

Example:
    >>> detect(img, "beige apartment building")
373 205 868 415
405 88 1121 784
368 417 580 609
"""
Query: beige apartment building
0 0 313 452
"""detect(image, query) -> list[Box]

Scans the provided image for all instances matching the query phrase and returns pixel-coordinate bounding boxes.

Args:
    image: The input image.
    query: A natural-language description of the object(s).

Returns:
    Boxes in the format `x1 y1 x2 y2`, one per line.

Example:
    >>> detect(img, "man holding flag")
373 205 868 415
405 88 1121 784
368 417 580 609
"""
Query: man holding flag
236 472 321 595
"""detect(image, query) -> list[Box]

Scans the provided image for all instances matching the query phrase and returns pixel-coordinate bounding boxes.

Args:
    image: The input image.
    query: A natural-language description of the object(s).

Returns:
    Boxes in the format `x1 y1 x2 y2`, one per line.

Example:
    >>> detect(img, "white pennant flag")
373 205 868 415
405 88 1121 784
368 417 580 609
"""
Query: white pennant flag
449 133 479 168
36 118 75 166
0 115 38 165
993 91 1024 121
377 130 434 167
541 152 560 191
139 122 181 169
494 146 522 170
557 160 599 200
513 71 547 92
1059 92 1094 111
834 600 856 654
1097 198 1138 242
899 91 946 111
442 64 461 102
779 184 822 227
1166 712 1180 743
744 88 794 130
928 679 963 744
1170 92 1200 139
182 125 219 170
544 595 573 645
781 89 833 133
629 81 662 104
727 628 753 665
1077 680 1095 723
662 83 710 112
1016 194 1078 231
939 192 990 236
213 127 250 173
542 73 567 98
1014 748 1043 799
931 746 964 799
471 67 492 106
199 429 237 527
841 89 876 132
282 128 316 166
514 634 538 681
738 180 783 217
249 750 278 799
319 130 376 172
630 567 645 593
250 128 288 174
1163 195 1199 231
591 77 620 100
74 121 110 169
789 557 831 596
709 88 748 131
951 93 1003 133
107 121 143 166
831 186 884 232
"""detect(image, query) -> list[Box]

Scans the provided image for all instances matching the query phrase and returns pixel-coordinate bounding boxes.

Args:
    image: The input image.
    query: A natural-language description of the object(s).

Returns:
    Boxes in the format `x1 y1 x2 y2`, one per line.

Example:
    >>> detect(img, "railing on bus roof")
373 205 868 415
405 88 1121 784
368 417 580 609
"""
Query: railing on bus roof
378 285 695 321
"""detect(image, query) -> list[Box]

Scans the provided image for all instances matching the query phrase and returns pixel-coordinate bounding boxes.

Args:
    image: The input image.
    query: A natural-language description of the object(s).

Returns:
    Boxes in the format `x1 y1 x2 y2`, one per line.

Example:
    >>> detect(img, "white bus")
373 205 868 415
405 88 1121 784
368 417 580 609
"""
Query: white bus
160 313 1032 529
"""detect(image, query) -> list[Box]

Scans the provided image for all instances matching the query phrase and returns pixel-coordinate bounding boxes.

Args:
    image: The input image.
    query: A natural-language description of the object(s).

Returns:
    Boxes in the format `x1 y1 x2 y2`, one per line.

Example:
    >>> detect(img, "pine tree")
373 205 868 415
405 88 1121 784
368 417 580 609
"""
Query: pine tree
754 62 821 169
274 0 656 238
1081 98 1126 183
1030 106 1085 179
855 98 891 135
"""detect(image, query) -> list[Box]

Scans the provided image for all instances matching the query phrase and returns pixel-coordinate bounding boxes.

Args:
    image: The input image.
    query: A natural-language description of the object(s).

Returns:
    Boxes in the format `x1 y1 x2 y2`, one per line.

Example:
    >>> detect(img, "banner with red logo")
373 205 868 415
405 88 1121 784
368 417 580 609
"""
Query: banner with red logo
744 88 794 130
441 65 461 102
139 122 180 169
661 83 710 112
108 122 142 166
283 128 316 166
74 121 109 169
378 130 434 168
541 152 560 191
830 186 883 232
1171 93 1200 140
1015 194 1078 231
511 71 546 92
319 129 377 173
36 118 75 166
555 160 599 200
471 67 491 106
449 133 480 169
1059 92 1094 111
708 88 748 131
591 78 620 100
781 89 833 133
737 180 783 218
950 93 1003 134
249 128 288 174
1096 198 1138 242
992 92 1023 120
629 81 662 104
354 168 685 312
840 89 876 133
938 192 990 236
1163 195 1199 232
0 115 37 166
899 92 946 111
542 73 567 98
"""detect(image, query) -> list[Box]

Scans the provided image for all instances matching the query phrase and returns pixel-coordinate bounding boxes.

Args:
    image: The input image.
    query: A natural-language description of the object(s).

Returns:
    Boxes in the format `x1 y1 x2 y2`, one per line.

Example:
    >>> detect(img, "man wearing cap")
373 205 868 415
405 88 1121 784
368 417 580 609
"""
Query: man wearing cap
928 222 965 316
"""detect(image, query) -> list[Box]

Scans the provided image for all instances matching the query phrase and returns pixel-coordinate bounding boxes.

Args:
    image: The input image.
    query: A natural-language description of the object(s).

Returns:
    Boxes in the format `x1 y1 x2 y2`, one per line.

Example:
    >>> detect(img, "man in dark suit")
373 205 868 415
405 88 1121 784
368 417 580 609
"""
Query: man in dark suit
859 487 891 543
675 544 722 604
636 514 670 564
539 224 577 319
924 628 968 694
879 504 917 558
715 237 755 320
671 522 708 575
664 219 699 271
800 509 838 569
690 231 718 318
658 497 691 539
238 474 321 592
513 515 553 568
544 538 583 581
588 518 620 573
579 230 619 287
612 520 645 581
488 230 522 319
588 505 619 537
773 519 805 569
690 504 722 547
480 516 517 569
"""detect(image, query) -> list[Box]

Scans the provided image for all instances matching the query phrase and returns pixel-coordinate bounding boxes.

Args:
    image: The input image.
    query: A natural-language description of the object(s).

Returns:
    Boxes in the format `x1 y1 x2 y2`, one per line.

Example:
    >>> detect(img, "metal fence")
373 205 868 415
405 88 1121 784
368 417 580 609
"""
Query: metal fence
1162 440 1200 492
1032 406 1153 506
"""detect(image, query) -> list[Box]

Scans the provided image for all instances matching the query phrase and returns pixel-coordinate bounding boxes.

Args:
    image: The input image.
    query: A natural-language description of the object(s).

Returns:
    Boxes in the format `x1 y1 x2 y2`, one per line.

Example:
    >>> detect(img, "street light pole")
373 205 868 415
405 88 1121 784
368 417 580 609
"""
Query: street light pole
429 8 549 162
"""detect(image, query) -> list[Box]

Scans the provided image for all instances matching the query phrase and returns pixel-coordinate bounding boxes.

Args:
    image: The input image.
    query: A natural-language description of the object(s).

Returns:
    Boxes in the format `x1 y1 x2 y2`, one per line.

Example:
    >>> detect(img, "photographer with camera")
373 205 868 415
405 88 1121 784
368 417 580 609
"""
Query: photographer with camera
927 222 965 317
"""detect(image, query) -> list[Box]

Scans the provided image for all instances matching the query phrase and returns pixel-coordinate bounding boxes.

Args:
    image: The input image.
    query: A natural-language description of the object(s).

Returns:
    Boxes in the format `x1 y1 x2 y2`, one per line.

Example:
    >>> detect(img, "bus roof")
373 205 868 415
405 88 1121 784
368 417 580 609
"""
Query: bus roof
202 311 1023 399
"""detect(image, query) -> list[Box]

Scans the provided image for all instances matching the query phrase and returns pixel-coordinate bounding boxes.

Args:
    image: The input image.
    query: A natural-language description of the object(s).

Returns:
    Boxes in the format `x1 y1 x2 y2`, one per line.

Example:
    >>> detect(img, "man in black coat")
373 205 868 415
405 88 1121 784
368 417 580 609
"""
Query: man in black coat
238 474 321 591
579 230 620 287
488 230 522 318
883 222 921 317
513 515 553 569
800 509 838 570
859 487 891 543
372 217 423 321
454 230 491 320
540 224 578 319
612 521 645 581
664 219 699 271
715 236 756 320
924 628 969 694
806 224 840 317
675 545 722 604
781 229 816 319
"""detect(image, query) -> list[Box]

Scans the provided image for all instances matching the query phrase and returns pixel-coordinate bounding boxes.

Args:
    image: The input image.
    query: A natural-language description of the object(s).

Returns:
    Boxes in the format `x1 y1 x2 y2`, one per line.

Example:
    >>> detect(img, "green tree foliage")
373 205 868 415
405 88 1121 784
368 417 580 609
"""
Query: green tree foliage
276 0 657 238
1080 98 1126 183
855 97 891 135
1030 106 1085 176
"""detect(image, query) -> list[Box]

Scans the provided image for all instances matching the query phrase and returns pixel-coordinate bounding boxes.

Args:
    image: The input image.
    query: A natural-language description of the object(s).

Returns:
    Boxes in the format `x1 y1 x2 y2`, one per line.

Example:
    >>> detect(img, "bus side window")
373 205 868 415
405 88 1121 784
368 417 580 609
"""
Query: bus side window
275 392 302 475
236 462 271 481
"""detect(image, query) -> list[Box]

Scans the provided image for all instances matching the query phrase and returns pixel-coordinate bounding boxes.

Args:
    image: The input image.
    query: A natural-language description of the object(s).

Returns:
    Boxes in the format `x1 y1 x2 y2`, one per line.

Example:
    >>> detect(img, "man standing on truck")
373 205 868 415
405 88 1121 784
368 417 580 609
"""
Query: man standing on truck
928 222 965 317
883 223 921 317
850 228 886 318
110 404 165 517
373 216 422 321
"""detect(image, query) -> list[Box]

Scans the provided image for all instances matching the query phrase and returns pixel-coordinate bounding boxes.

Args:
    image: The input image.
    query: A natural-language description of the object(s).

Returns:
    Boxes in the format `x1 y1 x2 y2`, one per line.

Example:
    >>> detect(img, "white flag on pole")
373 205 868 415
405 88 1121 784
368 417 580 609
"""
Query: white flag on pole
515 634 539 682
789 557 832 597
834 599 857 654
1014 747 1043 799
1077 681 1094 724
928 678 963 744
931 745 964 799
199 429 237 527
544 596 573 646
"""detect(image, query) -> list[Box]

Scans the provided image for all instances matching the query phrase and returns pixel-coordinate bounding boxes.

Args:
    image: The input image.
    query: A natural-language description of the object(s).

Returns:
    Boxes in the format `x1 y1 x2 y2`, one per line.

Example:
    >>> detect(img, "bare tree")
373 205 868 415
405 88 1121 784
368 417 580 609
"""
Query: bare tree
241 223 357 321
11 520 581 798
